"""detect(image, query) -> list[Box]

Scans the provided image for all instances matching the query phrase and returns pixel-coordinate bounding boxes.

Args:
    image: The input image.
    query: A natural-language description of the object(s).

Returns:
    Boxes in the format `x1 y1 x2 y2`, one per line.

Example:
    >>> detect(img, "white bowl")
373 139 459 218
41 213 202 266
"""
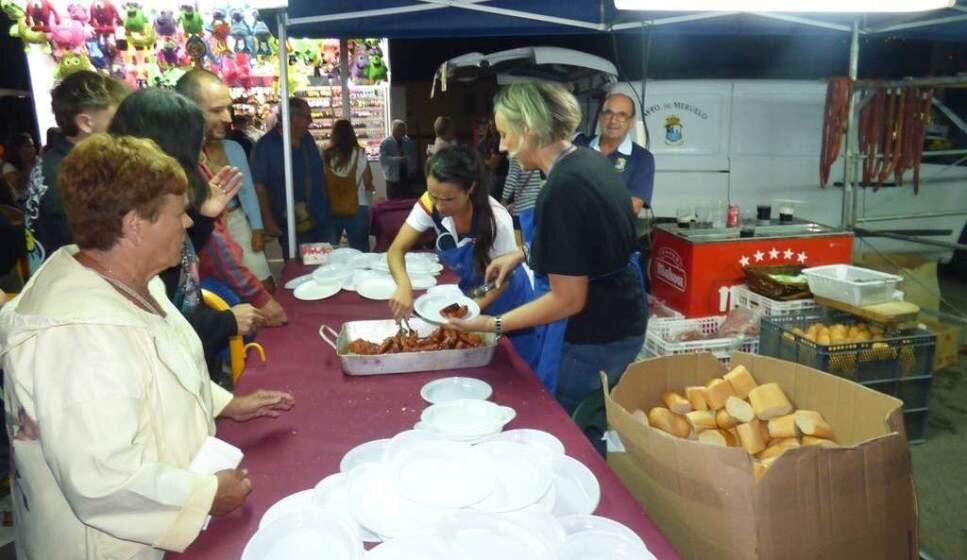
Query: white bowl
420 399 516 437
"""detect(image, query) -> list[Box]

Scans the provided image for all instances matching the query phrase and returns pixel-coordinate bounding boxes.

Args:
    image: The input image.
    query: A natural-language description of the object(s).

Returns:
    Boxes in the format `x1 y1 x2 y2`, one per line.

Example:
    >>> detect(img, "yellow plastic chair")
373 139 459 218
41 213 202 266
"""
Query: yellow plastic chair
201 289 266 385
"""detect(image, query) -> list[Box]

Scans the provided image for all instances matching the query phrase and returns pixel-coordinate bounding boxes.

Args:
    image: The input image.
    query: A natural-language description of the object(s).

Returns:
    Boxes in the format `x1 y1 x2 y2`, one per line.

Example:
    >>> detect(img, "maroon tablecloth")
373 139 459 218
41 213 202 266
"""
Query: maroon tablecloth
169 262 678 559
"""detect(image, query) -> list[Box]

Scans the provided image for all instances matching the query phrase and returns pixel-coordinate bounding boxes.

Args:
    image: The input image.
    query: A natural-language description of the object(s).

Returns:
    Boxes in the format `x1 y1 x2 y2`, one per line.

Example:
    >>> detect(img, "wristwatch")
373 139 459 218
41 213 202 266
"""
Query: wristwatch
494 315 503 339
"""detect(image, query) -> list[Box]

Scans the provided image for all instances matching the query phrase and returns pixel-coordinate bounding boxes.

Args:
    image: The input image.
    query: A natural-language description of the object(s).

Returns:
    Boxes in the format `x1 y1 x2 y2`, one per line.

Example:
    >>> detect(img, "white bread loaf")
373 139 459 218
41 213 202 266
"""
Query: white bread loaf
715 408 739 430
685 410 717 432
698 428 737 447
736 419 768 455
685 386 709 411
724 365 758 399
725 396 756 423
704 378 736 410
795 410 835 439
647 407 691 439
749 383 794 420
767 413 798 440
662 391 692 415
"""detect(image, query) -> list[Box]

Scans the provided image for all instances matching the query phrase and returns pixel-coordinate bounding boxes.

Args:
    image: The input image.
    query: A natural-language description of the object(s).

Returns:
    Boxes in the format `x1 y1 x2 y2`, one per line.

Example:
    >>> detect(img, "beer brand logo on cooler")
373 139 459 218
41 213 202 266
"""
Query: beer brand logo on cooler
654 247 686 292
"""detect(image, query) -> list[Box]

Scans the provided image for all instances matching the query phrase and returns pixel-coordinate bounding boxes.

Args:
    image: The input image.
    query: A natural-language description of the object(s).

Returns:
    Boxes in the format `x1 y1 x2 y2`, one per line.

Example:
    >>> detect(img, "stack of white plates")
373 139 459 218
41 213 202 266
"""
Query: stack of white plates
313 263 354 285
329 248 364 266
417 399 516 442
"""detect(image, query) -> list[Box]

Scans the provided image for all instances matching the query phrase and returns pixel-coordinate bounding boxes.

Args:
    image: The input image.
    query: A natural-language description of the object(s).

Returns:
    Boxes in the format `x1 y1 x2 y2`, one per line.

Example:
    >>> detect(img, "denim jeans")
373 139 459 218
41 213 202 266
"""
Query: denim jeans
555 333 646 415
330 205 371 251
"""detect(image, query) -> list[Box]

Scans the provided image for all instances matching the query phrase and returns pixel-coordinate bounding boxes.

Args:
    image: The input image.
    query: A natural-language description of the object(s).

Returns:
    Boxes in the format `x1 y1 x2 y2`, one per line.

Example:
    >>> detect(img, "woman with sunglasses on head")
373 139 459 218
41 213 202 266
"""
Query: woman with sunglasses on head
387 145 539 367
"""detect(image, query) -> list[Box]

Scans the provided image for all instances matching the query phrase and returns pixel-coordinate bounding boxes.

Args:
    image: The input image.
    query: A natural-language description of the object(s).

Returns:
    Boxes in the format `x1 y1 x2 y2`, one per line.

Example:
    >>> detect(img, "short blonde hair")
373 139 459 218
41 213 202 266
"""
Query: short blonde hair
493 81 582 147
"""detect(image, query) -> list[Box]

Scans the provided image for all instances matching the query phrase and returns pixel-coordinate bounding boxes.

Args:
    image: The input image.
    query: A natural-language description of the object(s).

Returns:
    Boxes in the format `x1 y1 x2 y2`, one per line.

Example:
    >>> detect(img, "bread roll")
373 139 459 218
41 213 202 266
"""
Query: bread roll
685 386 709 411
716 408 739 430
753 461 770 481
647 407 691 439
632 409 648 424
749 383 793 420
698 428 736 447
724 365 758 399
795 410 835 439
685 410 717 432
757 438 801 461
725 396 755 423
736 419 767 455
704 378 736 410
767 413 798 439
662 391 692 415
802 436 839 447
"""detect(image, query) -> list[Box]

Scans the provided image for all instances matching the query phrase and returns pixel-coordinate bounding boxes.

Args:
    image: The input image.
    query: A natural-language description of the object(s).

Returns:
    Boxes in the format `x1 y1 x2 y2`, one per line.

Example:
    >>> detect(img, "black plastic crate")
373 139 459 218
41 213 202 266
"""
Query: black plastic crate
903 408 929 444
864 375 934 410
759 312 936 383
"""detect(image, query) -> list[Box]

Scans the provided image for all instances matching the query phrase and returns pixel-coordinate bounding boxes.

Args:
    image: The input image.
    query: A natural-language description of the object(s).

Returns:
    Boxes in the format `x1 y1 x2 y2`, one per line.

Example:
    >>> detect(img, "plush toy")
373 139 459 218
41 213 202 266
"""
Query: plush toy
364 37 382 57
351 50 369 81
153 9 177 37
66 2 90 25
123 2 154 50
367 53 387 83
55 51 94 79
90 0 121 43
85 38 107 68
229 9 251 54
252 15 272 56
179 4 203 36
157 35 180 67
3 0 51 50
49 18 88 58
25 0 60 33
185 33 207 67
209 8 230 56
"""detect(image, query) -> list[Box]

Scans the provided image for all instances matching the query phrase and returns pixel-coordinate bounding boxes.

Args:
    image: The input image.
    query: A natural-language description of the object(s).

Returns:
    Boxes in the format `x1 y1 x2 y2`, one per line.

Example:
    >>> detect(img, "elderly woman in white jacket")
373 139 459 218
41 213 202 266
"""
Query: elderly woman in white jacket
0 134 294 559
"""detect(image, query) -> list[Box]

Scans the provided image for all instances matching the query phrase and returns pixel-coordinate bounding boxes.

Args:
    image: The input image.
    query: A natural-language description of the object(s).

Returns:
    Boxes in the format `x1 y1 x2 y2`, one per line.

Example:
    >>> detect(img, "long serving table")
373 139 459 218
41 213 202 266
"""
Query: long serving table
169 262 679 559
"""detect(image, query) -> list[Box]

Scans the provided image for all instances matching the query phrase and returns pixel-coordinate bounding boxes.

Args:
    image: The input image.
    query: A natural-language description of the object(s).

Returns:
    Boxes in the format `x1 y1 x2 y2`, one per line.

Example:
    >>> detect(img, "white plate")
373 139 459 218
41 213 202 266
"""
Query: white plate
294 281 341 301
357 277 397 300
437 512 556 560
385 429 449 465
559 515 647 550
348 463 451 539
413 422 498 444
389 440 496 509
313 263 354 284
413 294 480 324
349 253 375 269
364 535 453 559
340 439 391 473
285 273 314 290
558 530 656 560
259 489 322 529
471 441 553 513
420 377 493 404
427 284 462 298
410 275 438 291
371 259 391 273
484 429 566 457
502 511 567 553
407 260 444 276
421 399 516 438
243 510 362 560
313 472 381 543
329 248 363 265
551 455 601 517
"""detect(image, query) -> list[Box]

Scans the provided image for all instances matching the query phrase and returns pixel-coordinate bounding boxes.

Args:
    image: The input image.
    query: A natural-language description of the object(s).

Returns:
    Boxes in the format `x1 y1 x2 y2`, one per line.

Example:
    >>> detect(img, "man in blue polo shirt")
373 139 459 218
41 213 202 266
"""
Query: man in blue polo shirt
574 92 655 215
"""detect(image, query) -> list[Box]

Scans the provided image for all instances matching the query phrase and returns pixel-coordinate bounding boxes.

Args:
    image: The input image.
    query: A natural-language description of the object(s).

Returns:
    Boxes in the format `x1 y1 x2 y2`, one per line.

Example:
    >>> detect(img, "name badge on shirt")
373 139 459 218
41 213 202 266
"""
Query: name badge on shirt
614 157 627 172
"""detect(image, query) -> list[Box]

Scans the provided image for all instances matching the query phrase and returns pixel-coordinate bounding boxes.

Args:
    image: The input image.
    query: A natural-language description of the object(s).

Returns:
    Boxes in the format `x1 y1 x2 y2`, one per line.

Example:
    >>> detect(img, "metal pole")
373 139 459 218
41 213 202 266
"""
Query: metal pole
277 14 297 260
339 39 351 120
854 228 967 251
842 19 860 229
856 210 967 223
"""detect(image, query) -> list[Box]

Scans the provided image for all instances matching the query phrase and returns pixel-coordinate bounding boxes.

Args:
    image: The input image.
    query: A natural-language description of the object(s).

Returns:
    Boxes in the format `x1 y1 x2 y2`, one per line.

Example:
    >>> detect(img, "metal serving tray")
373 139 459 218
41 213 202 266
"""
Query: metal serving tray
319 318 498 376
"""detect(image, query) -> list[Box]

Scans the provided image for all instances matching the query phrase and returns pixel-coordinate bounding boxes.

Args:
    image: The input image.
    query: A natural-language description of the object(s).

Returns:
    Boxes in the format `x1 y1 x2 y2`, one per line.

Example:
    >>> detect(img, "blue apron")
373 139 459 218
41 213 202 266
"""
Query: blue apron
530 252 646 394
430 210 541 368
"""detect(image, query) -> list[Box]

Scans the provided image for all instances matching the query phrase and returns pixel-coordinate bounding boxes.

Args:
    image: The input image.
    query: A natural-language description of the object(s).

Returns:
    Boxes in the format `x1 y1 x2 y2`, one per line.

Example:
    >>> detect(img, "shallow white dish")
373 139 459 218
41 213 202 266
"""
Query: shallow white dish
294 281 341 301
484 429 566 457
551 455 601 517
329 247 363 265
420 377 492 404
357 277 397 300
364 535 453 559
243 510 362 560
558 515 647 550
410 275 438 290
313 472 381 543
339 438 391 473
389 439 496 509
348 463 451 539
413 293 480 324
413 422 497 444
258 489 322 529
284 273 314 290
558 529 656 560
421 399 516 437
471 441 553 513
313 263 354 284
407 259 444 276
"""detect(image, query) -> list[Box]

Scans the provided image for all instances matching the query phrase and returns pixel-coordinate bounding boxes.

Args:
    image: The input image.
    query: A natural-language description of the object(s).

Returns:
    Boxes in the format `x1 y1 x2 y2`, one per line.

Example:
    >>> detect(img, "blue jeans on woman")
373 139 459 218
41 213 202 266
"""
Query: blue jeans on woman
330 205 371 251
555 333 646 415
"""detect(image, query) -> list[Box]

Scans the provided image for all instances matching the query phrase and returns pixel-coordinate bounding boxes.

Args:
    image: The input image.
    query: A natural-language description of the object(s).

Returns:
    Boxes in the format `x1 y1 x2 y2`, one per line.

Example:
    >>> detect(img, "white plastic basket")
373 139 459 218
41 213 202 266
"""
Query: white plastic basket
643 316 757 367
730 285 819 317
648 294 684 321
802 265 903 307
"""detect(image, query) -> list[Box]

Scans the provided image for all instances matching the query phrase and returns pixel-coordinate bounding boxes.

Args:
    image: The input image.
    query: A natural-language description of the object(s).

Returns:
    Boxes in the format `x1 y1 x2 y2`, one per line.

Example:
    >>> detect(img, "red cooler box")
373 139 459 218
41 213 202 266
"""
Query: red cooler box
648 222 853 318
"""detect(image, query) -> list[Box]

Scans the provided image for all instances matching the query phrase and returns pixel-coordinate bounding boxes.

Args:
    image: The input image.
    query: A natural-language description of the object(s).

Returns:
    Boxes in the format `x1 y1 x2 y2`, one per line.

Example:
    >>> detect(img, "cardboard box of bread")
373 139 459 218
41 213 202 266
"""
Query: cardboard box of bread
604 352 916 560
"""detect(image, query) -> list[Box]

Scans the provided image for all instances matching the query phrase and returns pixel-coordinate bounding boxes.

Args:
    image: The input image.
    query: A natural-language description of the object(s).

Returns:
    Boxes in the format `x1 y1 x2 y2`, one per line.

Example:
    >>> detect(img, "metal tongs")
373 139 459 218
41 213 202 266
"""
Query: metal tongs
397 317 414 336
467 281 497 299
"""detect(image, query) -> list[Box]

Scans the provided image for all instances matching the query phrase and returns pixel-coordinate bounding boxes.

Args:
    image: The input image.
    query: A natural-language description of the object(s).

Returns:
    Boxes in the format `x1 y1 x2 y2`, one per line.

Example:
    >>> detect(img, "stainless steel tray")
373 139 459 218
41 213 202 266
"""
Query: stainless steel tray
319 318 498 376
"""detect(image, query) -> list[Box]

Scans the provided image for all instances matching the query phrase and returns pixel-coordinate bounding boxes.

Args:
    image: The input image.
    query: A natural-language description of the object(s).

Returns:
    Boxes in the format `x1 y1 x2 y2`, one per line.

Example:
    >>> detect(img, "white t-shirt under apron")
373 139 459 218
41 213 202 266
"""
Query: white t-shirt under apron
405 194 518 260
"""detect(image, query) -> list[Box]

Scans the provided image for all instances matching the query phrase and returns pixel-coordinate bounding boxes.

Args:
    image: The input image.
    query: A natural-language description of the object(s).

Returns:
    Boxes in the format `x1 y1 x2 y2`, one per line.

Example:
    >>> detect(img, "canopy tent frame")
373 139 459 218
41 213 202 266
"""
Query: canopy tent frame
274 1 967 258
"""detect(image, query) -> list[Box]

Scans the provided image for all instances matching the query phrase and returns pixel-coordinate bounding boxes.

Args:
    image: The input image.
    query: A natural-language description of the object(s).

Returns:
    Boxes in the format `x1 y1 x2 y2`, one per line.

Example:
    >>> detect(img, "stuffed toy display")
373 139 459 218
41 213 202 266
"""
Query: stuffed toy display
367 53 387 83
90 0 121 44
209 8 230 56
49 16 88 57
25 0 60 32
252 15 272 56
4 0 51 50
55 50 94 78
179 3 203 35
351 50 369 81
230 9 250 54
153 9 177 37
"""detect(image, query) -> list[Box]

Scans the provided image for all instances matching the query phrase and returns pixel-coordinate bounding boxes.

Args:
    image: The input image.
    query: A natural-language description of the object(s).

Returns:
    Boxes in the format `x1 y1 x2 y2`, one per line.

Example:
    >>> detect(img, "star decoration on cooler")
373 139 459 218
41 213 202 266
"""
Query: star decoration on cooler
784 248 795 260
754 250 765 262
739 255 750 267
769 248 780 260
798 251 808 263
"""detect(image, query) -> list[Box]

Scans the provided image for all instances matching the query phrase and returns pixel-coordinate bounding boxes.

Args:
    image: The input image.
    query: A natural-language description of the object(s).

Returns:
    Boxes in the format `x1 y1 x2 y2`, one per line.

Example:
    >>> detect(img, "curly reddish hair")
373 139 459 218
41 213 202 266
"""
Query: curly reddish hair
59 134 188 251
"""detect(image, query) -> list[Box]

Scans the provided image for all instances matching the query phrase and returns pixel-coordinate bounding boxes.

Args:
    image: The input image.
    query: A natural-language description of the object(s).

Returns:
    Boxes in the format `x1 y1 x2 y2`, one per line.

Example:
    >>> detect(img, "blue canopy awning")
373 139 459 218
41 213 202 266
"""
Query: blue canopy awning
281 0 967 42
